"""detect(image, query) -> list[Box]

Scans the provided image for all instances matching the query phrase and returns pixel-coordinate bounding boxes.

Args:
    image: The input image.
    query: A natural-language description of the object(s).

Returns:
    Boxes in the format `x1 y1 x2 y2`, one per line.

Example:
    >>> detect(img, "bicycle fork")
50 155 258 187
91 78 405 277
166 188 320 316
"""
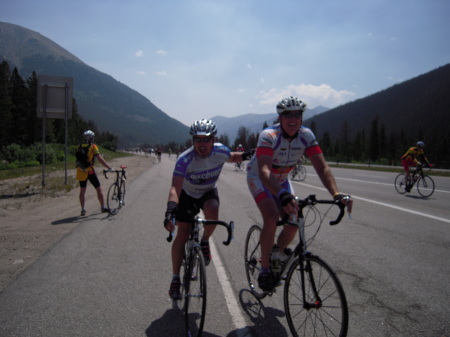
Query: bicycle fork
299 254 323 310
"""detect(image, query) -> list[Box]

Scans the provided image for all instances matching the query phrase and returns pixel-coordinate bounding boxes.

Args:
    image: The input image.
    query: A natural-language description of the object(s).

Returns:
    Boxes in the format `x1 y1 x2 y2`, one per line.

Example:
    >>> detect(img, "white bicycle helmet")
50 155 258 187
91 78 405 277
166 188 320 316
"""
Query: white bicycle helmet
416 141 425 148
83 130 95 143
276 96 307 114
190 119 218 136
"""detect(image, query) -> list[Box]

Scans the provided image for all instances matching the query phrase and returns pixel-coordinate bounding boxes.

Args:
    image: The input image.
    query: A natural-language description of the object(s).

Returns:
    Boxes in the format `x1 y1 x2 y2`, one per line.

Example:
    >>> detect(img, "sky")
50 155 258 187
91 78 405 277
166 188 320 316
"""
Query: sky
1 0 450 125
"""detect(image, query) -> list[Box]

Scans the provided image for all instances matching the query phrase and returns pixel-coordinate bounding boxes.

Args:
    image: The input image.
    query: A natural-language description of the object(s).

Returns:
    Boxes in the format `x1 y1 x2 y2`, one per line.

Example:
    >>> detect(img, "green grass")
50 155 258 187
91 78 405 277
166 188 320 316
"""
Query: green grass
0 149 134 202
0 147 132 181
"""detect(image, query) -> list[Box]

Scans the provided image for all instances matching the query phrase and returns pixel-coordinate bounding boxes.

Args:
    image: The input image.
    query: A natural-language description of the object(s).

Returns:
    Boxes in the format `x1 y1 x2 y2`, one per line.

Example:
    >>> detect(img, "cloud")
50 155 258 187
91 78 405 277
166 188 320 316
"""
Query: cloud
135 50 144 57
156 70 167 76
137 71 145 75
258 84 355 108
156 50 167 56
247 63 252 69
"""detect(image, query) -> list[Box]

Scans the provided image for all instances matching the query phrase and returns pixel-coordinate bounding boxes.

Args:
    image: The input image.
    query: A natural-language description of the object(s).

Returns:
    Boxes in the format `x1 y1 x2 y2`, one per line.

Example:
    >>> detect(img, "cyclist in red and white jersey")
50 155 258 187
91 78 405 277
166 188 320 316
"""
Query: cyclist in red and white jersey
246 96 353 291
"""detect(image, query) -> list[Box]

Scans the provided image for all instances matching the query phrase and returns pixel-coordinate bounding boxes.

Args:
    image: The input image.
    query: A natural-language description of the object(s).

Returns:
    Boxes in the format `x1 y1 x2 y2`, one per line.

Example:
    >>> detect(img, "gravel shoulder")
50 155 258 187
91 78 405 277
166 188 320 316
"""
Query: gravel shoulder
0 153 155 292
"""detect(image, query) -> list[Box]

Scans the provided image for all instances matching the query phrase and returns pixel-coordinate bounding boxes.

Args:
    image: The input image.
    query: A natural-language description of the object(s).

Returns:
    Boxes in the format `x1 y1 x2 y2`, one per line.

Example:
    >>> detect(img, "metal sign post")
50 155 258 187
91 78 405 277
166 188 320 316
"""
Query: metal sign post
37 76 73 185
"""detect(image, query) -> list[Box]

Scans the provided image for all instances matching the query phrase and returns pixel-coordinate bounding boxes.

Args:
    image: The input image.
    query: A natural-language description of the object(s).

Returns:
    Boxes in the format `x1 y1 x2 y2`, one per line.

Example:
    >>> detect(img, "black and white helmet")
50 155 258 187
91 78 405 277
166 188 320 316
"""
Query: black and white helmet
276 96 307 114
83 130 95 143
190 119 217 137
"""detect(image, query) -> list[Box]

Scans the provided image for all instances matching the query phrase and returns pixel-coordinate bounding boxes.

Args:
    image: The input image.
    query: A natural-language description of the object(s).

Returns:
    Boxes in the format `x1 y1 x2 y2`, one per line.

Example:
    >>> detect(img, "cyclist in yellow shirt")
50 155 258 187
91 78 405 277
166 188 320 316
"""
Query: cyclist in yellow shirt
401 141 430 192
76 130 114 215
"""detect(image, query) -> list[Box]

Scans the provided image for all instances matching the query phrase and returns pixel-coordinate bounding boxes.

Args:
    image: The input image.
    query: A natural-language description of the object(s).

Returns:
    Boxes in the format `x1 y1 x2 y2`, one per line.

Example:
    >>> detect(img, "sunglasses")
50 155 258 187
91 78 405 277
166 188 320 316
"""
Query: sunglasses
193 136 213 143
282 111 303 119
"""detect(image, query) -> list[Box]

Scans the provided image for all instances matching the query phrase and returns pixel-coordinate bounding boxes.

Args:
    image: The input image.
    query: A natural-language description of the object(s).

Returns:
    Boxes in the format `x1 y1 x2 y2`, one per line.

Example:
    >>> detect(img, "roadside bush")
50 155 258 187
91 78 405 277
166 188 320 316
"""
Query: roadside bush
1 144 36 163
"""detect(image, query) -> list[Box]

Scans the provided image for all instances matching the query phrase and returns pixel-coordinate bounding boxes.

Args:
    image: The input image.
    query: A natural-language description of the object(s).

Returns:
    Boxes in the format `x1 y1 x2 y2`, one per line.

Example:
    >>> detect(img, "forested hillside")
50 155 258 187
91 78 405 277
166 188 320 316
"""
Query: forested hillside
304 64 450 168
0 22 189 148
0 61 117 168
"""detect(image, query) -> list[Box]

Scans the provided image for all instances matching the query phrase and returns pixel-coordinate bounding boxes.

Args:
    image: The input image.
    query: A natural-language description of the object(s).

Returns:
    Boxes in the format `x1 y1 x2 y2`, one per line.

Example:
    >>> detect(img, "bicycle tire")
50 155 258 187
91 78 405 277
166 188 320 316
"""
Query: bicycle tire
298 165 307 181
185 249 207 337
416 175 435 198
244 225 267 299
284 255 349 337
119 180 126 206
394 173 407 194
291 168 298 180
107 183 120 214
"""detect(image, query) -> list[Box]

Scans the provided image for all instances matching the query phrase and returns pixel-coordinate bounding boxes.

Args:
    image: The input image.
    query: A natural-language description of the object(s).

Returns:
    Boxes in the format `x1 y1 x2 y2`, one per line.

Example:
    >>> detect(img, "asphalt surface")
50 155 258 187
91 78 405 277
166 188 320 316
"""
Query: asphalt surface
1 158 449 337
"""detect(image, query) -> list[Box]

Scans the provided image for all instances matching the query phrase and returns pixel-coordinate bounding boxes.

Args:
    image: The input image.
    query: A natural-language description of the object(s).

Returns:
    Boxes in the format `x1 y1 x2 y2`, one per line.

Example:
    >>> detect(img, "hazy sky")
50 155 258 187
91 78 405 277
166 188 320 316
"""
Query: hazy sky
2 0 449 125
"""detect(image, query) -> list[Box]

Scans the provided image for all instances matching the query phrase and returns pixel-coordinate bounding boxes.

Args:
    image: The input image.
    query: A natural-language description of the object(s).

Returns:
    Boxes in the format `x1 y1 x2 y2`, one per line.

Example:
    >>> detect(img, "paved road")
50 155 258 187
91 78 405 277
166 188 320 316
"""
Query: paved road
0 158 449 336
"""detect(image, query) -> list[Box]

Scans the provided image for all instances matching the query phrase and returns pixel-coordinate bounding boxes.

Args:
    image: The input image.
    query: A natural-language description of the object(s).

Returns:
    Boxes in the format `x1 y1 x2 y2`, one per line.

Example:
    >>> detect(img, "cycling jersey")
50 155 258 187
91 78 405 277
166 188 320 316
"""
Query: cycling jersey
174 143 231 198
247 124 321 203
247 124 321 182
401 146 424 162
401 146 429 170
76 143 100 181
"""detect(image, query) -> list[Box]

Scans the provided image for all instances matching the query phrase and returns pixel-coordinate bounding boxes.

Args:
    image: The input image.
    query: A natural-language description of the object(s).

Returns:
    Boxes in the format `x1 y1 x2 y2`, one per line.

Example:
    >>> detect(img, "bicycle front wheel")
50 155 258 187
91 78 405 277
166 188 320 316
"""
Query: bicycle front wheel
284 255 348 337
394 173 407 194
119 180 126 206
107 183 120 214
298 165 307 181
185 249 207 337
244 225 267 299
416 175 435 198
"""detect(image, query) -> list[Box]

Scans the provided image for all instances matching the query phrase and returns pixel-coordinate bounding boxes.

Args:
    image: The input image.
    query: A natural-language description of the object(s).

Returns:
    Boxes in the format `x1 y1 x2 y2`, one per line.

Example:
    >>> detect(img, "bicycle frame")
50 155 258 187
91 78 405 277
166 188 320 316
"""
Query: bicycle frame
166 217 234 337
103 166 127 214
272 195 346 286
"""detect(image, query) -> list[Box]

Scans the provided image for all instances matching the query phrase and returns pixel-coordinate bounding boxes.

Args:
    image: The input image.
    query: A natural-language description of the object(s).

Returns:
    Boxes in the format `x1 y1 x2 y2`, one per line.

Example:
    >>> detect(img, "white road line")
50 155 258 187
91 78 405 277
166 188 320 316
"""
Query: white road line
210 240 250 336
295 182 450 224
307 173 450 194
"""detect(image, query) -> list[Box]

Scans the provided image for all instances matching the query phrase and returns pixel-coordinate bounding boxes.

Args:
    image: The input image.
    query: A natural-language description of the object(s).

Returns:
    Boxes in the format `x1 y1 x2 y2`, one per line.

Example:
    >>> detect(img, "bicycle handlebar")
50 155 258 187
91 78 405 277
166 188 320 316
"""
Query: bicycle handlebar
103 166 127 180
277 194 348 227
166 217 234 246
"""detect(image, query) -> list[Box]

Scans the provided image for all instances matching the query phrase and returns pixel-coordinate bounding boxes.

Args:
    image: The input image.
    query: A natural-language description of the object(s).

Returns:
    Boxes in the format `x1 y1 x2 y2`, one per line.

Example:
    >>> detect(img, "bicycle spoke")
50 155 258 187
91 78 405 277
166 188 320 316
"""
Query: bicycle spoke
284 256 348 337
185 252 206 337
244 225 267 299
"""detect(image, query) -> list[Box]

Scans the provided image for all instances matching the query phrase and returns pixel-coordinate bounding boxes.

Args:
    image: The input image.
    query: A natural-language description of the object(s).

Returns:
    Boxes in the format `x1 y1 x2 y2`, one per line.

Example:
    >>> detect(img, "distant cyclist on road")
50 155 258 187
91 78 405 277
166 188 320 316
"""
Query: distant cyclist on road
235 144 245 170
246 96 353 292
401 141 431 192
163 119 251 300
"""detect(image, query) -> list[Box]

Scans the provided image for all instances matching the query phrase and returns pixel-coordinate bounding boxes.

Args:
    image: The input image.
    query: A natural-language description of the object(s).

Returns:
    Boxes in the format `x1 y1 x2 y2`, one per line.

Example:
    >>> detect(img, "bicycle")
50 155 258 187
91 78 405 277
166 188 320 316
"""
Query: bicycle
235 162 244 171
167 216 234 337
290 163 307 181
394 164 435 197
103 165 127 215
244 194 349 337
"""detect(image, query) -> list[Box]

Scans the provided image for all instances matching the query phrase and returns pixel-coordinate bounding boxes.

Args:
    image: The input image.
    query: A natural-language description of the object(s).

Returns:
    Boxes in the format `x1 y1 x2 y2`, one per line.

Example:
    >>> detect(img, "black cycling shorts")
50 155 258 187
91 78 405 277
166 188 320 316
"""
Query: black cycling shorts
79 172 101 188
176 188 219 223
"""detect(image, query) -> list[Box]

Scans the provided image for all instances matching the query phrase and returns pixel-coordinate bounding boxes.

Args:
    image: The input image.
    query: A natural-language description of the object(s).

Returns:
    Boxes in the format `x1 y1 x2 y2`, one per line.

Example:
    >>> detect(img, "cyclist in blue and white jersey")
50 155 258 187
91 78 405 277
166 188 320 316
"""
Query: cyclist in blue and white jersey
246 96 353 292
163 119 250 300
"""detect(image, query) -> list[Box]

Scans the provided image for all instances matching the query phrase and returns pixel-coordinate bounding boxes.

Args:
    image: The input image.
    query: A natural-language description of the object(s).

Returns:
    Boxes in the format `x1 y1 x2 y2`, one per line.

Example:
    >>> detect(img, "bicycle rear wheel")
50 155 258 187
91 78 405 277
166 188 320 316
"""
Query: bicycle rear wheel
298 165 307 181
244 225 267 299
416 175 435 198
107 183 120 214
394 173 407 194
185 249 207 337
284 255 348 337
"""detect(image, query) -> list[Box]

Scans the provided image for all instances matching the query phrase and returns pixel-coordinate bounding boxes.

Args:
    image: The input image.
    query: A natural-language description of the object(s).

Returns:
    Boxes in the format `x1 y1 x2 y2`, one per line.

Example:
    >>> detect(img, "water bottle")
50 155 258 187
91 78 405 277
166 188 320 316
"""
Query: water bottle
271 244 281 274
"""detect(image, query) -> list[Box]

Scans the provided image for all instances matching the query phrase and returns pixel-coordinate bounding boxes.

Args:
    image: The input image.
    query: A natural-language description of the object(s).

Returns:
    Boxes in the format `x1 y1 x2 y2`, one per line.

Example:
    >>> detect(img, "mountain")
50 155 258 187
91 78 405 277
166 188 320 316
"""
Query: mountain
212 106 329 140
0 22 189 148
304 64 450 143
